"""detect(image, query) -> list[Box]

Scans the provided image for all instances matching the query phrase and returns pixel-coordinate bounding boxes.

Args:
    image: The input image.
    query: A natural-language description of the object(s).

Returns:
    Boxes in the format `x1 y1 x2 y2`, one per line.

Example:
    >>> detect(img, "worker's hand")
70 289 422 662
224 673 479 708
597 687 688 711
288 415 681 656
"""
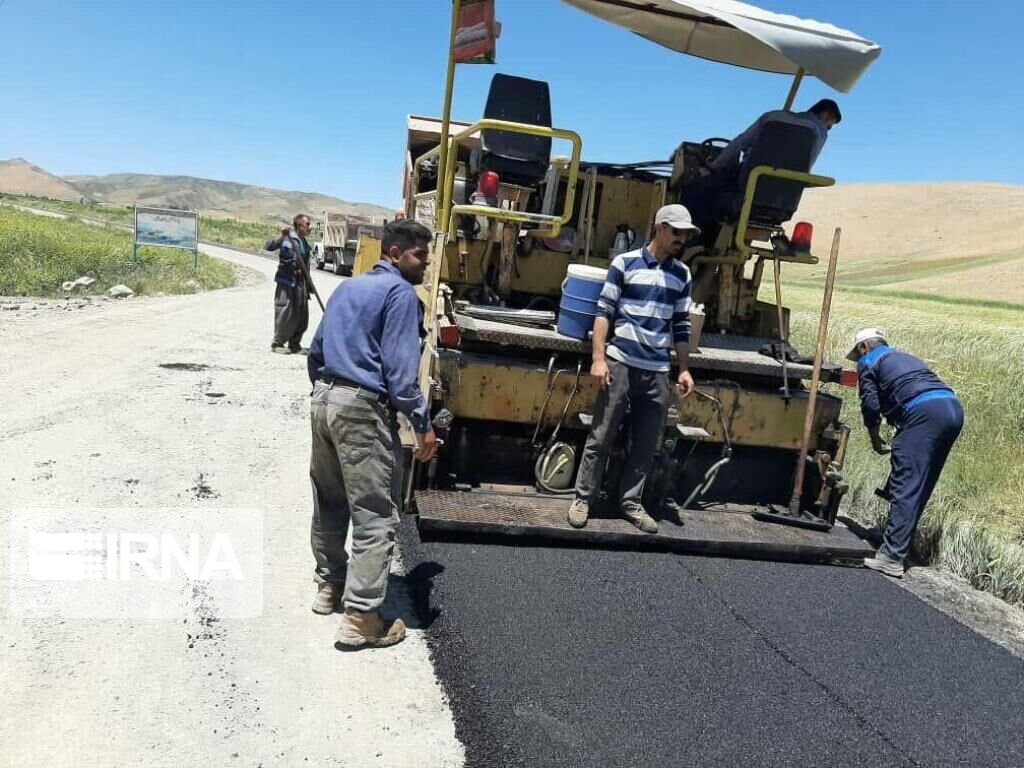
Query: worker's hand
677 370 695 398
591 358 611 388
870 435 891 455
414 429 438 463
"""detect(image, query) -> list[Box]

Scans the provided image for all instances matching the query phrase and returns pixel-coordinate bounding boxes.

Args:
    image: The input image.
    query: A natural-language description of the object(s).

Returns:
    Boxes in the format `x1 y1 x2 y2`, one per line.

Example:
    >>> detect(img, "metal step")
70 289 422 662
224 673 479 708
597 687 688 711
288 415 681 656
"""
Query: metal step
415 489 874 564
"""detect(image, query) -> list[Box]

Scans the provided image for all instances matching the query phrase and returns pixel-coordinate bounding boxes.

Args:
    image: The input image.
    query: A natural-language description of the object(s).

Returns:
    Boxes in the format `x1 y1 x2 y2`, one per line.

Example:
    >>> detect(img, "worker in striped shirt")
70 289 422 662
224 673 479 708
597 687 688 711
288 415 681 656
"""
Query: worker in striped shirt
568 204 698 533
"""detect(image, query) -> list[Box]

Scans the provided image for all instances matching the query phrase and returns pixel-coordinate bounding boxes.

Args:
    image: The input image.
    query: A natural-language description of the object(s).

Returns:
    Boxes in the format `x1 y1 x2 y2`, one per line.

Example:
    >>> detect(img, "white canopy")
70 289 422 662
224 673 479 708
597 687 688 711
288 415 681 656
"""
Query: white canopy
560 0 881 92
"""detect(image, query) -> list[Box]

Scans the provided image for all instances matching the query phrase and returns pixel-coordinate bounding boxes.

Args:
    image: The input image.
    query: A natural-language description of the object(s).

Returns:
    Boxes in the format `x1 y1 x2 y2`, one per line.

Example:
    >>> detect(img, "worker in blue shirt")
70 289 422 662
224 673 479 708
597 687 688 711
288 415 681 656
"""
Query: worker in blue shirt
684 100 841 248
848 328 964 578
306 219 437 649
709 99 840 175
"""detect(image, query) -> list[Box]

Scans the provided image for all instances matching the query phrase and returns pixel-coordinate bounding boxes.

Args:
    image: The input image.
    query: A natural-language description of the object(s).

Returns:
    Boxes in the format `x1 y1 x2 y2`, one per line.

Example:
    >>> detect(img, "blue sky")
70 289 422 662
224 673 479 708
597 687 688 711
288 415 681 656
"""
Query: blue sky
2 0 1022 208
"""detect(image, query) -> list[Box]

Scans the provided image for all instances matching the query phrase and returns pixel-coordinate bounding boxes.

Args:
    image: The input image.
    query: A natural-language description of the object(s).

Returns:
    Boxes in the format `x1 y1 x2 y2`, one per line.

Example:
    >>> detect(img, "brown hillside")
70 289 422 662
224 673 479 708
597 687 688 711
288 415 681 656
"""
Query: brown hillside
65 173 392 223
0 158 89 202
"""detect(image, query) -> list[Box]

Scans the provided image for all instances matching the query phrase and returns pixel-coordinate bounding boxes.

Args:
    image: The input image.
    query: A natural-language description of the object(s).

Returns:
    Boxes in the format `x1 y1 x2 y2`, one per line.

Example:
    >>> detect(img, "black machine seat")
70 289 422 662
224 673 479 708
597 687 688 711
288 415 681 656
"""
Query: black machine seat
480 73 552 186
736 119 816 225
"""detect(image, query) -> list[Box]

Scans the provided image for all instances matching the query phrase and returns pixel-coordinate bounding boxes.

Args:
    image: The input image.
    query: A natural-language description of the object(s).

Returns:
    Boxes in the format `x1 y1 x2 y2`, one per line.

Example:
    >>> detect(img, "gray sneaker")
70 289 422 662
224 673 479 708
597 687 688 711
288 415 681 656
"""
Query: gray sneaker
863 550 905 578
622 503 658 534
567 498 589 529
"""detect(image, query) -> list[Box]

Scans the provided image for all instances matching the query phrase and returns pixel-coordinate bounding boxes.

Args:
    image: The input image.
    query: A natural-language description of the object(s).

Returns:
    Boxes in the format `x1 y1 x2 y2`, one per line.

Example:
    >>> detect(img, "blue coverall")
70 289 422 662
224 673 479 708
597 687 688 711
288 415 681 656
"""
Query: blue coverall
857 346 964 563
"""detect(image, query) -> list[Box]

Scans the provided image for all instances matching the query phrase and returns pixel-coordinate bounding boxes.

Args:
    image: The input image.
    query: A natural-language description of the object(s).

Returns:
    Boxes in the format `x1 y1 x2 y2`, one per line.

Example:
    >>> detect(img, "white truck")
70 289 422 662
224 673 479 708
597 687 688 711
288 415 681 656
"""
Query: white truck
312 211 384 277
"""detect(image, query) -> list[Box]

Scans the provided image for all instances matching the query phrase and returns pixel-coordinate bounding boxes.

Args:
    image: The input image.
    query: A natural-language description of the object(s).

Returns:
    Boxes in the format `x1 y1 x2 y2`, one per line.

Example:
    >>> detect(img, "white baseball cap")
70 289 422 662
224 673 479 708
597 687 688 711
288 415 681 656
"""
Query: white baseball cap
846 327 887 361
654 204 700 235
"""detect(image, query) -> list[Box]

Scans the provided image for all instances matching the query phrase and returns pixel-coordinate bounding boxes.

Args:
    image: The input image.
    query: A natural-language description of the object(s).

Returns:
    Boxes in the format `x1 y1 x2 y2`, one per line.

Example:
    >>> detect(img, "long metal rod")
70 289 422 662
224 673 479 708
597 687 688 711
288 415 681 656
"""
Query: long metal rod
437 0 462 229
789 228 841 514
783 67 805 110
773 257 790 401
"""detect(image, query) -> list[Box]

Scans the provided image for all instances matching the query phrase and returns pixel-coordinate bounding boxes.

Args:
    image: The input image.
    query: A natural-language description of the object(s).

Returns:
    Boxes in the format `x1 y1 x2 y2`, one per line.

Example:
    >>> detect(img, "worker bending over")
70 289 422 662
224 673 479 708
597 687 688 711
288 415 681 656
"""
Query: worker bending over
568 205 698 534
848 328 964 578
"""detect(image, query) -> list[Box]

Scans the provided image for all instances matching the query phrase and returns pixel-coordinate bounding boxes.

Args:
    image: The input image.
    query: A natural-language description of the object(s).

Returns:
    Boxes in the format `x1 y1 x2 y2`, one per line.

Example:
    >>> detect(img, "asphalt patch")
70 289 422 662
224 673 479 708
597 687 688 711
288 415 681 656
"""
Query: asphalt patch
399 515 1024 767
159 362 212 372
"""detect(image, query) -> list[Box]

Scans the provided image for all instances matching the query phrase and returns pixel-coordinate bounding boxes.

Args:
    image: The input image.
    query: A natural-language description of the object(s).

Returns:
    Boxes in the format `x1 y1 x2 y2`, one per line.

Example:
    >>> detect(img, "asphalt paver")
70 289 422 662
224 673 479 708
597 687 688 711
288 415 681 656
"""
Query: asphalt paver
399 517 1024 768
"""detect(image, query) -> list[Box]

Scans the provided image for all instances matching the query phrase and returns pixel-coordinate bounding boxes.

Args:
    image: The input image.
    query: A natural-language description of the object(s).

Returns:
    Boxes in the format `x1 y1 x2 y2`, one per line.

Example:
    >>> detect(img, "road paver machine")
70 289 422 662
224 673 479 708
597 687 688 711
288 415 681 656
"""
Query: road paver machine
383 0 882 560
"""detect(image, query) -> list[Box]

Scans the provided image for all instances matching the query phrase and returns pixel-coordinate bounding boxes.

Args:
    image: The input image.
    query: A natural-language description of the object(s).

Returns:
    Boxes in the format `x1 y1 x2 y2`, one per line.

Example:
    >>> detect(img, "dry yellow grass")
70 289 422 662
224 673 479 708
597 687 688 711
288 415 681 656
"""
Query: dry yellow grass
796 182 1024 262
790 182 1024 303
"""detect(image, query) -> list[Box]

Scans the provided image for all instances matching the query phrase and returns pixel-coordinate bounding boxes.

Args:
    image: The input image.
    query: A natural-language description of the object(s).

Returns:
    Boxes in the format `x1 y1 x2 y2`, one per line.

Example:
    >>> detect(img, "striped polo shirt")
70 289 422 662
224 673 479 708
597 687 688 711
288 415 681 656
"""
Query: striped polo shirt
595 246 693 372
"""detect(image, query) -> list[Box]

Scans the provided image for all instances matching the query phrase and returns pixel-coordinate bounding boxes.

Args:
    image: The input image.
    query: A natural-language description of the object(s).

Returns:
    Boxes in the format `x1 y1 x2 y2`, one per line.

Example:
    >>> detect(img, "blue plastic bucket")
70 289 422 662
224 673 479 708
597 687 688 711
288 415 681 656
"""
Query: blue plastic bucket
557 264 608 340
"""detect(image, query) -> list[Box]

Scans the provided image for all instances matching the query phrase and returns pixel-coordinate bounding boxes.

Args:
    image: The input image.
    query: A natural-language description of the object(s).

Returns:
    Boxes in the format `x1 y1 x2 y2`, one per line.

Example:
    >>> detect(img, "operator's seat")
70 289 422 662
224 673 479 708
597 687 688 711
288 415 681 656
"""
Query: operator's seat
735 120 816 225
479 73 552 187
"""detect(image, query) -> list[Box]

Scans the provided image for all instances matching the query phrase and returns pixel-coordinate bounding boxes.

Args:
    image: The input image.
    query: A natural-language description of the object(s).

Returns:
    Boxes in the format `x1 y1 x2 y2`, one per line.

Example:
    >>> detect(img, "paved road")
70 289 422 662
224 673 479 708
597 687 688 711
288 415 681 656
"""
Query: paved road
400 516 1024 767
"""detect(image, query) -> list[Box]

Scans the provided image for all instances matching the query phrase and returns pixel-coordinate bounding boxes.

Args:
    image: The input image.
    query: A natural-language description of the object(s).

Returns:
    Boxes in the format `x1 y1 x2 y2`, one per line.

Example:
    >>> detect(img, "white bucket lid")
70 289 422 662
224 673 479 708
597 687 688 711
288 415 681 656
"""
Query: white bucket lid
565 264 608 281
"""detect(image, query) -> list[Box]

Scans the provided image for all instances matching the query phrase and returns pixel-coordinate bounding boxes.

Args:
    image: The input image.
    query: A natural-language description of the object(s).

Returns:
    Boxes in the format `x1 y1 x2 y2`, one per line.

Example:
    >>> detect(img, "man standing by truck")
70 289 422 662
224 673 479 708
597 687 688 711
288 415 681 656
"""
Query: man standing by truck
306 219 437 649
847 328 964 578
265 214 314 354
568 205 698 533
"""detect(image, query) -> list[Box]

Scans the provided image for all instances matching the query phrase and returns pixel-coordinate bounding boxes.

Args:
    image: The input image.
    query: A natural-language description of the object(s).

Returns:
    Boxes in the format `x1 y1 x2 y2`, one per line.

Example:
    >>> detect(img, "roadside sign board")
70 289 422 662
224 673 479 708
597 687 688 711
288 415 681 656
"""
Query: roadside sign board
133 206 200 268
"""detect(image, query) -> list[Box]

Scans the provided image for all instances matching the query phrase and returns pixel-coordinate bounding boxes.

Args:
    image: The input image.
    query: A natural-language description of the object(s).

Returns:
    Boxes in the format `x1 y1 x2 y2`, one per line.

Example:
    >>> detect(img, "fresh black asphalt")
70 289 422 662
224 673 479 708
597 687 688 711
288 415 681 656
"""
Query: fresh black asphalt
399 517 1024 768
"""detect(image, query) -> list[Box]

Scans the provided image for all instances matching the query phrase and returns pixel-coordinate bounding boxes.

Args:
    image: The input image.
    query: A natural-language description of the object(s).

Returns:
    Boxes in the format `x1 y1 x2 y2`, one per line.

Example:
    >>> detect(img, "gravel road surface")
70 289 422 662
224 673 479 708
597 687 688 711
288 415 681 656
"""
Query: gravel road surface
0 244 463 768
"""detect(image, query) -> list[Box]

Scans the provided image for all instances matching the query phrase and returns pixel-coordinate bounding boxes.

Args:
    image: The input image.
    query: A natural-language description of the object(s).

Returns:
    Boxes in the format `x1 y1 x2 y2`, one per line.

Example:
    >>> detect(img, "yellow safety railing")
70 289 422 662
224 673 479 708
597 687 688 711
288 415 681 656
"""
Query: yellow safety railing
734 166 835 261
413 119 583 241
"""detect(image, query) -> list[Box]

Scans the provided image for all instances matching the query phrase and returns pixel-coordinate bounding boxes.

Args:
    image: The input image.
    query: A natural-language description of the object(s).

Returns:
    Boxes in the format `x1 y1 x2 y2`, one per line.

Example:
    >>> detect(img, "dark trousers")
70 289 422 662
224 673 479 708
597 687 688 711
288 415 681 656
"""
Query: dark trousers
273 281 309 348
680 165 739 247
883 397 964 562
574 359 671 507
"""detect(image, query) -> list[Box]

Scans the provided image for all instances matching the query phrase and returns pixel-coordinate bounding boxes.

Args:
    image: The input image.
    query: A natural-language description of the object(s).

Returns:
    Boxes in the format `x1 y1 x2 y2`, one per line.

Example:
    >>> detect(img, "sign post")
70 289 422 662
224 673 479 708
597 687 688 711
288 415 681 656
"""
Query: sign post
133 206 200 271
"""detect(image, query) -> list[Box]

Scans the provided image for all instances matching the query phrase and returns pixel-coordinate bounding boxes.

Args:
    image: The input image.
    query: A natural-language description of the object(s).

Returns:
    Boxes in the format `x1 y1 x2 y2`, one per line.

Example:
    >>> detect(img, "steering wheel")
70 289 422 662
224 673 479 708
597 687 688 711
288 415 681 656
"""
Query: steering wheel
699 137 731 168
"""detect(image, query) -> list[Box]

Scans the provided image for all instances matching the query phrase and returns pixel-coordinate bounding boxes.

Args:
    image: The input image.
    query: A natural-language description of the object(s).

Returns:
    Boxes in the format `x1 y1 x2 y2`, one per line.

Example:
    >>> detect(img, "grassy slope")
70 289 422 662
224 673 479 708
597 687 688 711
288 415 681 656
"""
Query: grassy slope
0 207 235 297
781 280 1024 605
0 193 271 252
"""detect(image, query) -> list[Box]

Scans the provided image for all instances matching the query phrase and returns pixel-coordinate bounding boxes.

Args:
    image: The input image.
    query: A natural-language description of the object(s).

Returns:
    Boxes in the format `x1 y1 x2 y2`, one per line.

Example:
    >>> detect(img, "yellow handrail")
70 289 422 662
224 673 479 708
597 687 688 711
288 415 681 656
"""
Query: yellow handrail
734 166 835 259
412 118 583 238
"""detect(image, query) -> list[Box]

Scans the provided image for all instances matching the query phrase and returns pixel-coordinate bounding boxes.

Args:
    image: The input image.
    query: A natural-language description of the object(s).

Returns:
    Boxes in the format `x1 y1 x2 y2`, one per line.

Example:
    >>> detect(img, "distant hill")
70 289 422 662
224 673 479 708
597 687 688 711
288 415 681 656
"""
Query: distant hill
0 158 90 202
792 182 1024 303
64 172 393 223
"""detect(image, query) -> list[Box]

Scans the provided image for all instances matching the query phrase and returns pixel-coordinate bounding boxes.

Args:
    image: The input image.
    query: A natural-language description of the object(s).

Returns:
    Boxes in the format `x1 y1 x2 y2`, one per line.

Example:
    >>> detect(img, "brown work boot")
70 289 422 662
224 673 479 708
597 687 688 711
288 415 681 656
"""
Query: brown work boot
334 609 407 650
567 498 589 529
622 503 659 534
312 582 344 615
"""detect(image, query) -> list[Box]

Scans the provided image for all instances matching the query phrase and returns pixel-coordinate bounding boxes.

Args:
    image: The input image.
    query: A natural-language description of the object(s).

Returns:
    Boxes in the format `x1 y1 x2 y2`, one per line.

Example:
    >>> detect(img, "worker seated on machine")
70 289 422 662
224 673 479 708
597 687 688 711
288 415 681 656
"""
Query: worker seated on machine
683 99 842 247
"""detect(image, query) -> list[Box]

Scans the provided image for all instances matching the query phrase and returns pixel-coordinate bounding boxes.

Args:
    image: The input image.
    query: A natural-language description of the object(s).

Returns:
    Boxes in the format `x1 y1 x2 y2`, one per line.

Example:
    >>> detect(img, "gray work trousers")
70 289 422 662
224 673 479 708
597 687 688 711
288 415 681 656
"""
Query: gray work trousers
309 380 403 613
574 358 671 507
274 281 309 348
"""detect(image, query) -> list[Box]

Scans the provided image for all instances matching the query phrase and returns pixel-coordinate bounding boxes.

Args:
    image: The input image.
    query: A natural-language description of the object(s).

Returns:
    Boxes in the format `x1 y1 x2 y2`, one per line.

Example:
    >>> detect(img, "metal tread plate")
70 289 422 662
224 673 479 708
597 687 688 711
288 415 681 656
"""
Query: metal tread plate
415 490 874 563
455 315 819 379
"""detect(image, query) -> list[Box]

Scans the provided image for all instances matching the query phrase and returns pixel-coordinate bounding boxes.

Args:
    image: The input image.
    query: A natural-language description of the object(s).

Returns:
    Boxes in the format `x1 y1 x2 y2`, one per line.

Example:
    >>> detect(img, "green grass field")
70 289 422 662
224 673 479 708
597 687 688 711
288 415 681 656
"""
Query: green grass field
0 193 274 252
0 207 235 297
780 279 1024 606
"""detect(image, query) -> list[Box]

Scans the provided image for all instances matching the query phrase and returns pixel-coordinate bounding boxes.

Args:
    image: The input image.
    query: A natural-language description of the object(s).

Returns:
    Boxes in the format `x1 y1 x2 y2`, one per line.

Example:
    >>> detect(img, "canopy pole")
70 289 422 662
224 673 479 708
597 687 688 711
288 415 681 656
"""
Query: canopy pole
438 0 462 227
783 67 805 110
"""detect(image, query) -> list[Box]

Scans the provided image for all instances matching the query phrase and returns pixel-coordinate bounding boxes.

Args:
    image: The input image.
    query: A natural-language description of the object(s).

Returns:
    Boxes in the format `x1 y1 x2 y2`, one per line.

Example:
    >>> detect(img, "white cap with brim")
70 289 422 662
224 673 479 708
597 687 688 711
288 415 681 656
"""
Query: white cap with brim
654 204 700 235
846 327 887 361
